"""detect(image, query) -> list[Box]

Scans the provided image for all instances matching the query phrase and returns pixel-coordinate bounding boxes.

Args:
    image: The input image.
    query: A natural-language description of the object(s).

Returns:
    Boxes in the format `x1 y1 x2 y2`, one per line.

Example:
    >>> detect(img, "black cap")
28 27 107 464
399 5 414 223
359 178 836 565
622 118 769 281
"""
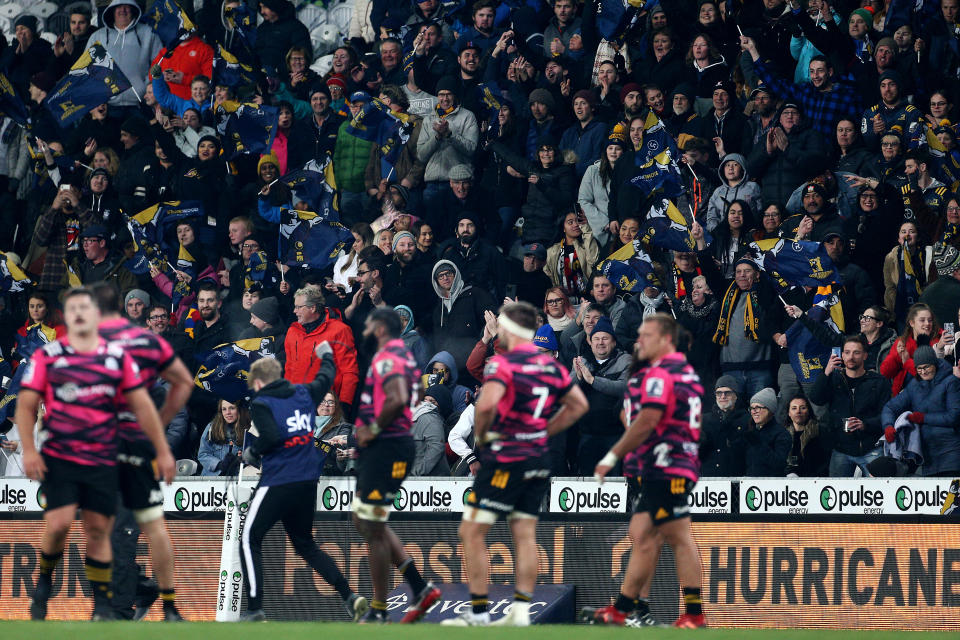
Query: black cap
80 224 108 240
523 243 546 260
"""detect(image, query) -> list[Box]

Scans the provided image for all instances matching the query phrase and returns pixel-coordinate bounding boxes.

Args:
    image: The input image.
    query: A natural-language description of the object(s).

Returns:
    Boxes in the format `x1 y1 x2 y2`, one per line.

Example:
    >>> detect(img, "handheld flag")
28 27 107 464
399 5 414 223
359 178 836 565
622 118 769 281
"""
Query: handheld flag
279 208 355 270
144 0 196 51
223 103 279 159
244 250 277 289
213 45 259 91
0 72 30 127
596 240 659 292
636 109 678 167
477 82 504 129
0 252 32 293
44 42 132 128
638 198 699 252
786 295 842 385
280 158 338 218
222 2 257 50
130 201 214 258
596 0 646 43
3 322 61 421
895 242 921 323
346 98 415 180
194 338 277 403
747 238 843 292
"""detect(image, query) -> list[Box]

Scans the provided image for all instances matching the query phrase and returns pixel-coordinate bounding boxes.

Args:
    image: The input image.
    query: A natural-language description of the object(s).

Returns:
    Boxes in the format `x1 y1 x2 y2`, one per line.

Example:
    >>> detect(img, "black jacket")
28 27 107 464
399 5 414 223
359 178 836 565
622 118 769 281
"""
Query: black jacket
254 0 311 74
114 139 156 214
744 420 792 477
808 368 892 456
439 239 507 301
700 403 749 476
288 111 346 169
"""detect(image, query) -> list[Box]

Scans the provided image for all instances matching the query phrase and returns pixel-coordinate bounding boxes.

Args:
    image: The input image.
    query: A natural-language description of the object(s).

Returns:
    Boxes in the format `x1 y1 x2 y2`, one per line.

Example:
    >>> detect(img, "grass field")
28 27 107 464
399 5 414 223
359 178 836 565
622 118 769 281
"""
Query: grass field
0 623 954 640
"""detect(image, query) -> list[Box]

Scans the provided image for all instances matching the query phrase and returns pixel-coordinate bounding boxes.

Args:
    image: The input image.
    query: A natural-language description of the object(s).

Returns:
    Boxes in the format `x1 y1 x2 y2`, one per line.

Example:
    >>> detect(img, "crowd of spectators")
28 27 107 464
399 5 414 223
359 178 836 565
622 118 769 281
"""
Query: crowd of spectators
2 0 960 480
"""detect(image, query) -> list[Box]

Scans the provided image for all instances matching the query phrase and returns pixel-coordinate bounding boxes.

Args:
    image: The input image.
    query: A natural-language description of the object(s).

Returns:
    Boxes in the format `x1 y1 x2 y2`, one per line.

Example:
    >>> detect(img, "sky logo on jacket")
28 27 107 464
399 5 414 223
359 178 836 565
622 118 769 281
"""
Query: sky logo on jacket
286 409 312 433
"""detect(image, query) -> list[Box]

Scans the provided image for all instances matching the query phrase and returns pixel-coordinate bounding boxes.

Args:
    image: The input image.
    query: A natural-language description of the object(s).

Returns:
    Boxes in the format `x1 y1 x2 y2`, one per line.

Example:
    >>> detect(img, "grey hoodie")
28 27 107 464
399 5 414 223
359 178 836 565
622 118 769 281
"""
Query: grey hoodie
705 153 763 232
431 259 470 316
88 0 162 107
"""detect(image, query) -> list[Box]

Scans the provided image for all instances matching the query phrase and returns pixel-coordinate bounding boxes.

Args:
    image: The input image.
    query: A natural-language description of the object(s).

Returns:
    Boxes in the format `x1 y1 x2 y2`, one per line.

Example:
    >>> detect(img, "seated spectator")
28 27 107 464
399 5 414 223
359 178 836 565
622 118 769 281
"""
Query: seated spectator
880 339 960 477
784 395 829 477
411 385 453 476
544 211 599 304
744 387 791 477
543 287 577 334
701 375 749 476
423 351 472 416
198 399 251 476
430 260 496 382
124 290 150 326
314 392 355 476
860 306 897 372
810 334 891 476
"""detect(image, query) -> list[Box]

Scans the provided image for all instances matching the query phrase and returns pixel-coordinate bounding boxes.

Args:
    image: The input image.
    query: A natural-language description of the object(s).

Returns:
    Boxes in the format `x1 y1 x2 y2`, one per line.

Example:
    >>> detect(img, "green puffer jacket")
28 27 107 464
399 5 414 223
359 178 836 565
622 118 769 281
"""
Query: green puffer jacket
333 121 375 193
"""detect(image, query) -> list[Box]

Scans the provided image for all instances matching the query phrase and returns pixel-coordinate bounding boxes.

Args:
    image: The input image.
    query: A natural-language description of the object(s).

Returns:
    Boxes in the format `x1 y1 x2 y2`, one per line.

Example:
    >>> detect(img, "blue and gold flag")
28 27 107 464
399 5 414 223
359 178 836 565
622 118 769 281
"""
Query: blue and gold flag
280 157 338 218
596 240 659 292
0 72 29 128
279 208 354 271
144 0 196 51
194 338 276 403
786 294 842 385
44 41 131 128
223 2 257 51
636 109 679 166
596 0 647 43
638 198 699 252
223 103 279 159
0 252 32 293
747 238 843 293
0 323 57 422
213 45 258 90
346 98 414 180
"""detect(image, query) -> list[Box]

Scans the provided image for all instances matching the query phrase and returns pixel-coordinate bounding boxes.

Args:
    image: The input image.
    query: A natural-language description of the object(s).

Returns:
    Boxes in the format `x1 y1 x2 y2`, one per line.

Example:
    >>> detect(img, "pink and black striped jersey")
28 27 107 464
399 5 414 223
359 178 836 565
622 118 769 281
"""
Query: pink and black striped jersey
481 343 573 464
99 318 176 443
622 352 703 482
356 338 420 438
20 337 144 466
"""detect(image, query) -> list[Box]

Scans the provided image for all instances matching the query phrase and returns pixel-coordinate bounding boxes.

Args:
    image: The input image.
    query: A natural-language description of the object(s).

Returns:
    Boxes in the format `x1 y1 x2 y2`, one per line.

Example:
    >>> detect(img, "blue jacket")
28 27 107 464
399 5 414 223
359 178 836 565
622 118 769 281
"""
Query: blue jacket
559 118 607 178
198 423 242 476
425 350 472 415
881 360 960 476
248 352 335 486
152 77 211 118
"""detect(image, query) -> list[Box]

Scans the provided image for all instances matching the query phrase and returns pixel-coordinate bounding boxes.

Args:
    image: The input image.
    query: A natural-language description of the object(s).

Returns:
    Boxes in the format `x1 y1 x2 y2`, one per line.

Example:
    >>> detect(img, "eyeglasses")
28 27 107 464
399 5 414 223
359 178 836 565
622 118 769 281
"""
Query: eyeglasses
293 304 312 310
948 206 960 213
859 314 879 322
931 101 949 108
715 390 734 397
881 141 900 148
749 406 766 412
319 400 336 406
149 315 167 321
436 271 454 280
356 269 372 276
762 212 780 218
916 364 936 373
241 243 259 249
545 298 565 305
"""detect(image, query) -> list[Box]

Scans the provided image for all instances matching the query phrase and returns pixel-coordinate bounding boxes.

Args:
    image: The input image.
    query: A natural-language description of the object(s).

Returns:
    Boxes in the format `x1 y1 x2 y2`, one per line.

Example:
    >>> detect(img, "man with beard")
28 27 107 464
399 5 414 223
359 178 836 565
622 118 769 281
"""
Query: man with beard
411 22 457 94
746 85 777 154
460 0 500 52
382 232 434 320
440 213 507 300
780 182 849 242
684 81 750 159
560 90 607 178
619 83 644 125
525 88 563 160
744 35 862 138
665 83 697 139
700 375 749 476
446 39 483 118
860 71 924 152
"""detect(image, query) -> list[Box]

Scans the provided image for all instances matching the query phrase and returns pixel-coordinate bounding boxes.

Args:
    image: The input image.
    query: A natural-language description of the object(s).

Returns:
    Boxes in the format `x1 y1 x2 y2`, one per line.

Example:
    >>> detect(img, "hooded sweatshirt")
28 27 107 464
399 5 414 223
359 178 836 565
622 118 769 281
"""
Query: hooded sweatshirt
425 350 472 415
88 0 162 107
705 154 763 232
430 260 497 380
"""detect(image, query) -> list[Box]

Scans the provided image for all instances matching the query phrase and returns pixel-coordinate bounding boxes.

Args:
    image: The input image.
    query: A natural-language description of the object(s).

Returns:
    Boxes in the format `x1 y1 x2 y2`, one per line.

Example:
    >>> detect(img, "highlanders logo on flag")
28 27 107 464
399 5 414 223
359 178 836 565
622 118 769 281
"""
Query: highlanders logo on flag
195 338 277 402
45 42 131 127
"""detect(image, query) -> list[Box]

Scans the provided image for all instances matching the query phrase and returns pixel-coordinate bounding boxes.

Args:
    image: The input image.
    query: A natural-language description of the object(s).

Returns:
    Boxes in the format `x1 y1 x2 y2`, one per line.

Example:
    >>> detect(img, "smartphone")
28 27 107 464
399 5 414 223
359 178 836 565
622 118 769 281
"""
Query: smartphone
505 284 517 299
831 347 842 359
945 323 955 335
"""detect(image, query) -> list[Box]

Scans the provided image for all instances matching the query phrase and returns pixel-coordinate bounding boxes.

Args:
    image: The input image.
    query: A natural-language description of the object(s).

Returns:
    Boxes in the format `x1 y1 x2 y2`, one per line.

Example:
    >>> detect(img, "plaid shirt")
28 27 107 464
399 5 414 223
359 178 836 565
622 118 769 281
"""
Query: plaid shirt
31 206 96 291
753 59 863 137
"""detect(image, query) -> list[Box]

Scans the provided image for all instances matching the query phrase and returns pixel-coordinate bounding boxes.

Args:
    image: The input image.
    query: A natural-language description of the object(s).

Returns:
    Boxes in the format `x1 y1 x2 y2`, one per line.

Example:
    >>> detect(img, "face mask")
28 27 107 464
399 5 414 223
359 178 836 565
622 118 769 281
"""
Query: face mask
314 414 331 436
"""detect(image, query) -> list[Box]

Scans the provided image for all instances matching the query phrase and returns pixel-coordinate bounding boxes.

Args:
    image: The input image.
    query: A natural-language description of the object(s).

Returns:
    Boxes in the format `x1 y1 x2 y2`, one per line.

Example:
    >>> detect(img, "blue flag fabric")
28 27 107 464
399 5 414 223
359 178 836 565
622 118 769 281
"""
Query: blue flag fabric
130 201 213 254
44 42 131 128
280 158 338 218
747 238 843 292
0 252 32 293
597 240 659 292
194 338 276 403
144 0 196 51
786 296 842 385
279 208 355 270
0 324 60 422
0 72 30 127
628 153 684 200
223 104 279 159
213 45 259 89
639 199 700 252
476 81 505 129
126 220 192 308
636 110 680 166
596 0 646 43
346 99 415 179
223 2 257 51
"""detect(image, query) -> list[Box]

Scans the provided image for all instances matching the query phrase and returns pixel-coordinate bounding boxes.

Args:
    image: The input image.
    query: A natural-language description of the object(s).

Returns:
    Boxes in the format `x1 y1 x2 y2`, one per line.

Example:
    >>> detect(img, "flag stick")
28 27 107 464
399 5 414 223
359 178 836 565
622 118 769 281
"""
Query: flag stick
129 83 142 103
737 24 743 36
778 294 789 306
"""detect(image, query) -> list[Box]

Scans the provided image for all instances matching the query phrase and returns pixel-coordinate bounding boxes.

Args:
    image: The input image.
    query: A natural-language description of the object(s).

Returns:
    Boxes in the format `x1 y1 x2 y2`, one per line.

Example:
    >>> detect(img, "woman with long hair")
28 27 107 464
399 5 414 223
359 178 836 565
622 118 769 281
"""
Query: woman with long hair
411 220 437 262
543 287 577 334
544 211 600 303
882 221 930 325
578 134 627 248
833 118 875 177
314 391 356 475
880 302 942 395
752 203 782 241
711 200 757 278
784 395 829 477
683 33 728 103
333 222 372 293
198 399 252 476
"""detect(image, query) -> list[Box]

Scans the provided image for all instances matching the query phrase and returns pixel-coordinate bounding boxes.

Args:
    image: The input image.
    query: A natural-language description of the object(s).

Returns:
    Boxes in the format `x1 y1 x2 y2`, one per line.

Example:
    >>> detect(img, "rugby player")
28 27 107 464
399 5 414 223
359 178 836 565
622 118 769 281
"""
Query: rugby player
352 308 439 623
444 301 588 627
238 348 368 622
16 287 176 621
93 283 194 621
586 313 706 628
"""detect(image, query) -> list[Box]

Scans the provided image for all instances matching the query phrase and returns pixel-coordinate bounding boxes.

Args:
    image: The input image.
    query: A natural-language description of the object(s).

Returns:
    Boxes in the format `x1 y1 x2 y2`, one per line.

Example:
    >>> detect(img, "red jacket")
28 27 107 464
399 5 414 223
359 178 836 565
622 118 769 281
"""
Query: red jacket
152 36 214 100
879 331 942 396
284 311 359 404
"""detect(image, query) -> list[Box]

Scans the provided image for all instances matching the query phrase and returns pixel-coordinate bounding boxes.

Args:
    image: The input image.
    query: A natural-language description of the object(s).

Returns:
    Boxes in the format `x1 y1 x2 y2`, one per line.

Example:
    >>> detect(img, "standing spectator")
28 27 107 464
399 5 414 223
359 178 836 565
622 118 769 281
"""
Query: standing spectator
882 221 928 322
570 317 631 474
150 31 214 102
744 388 791 476
439 213 506 300
255 0 311 75
544 211 599 303
87 0 162 113
705 155 762 233
284 286 359 411
700 375 749 476
810 334 891 476
289 85 345 168
559 90 607 178
198 399 251 476
860 305 897 372
1 16 54 97
880 303 943 396
784 395 829 477
543 0 582 59
919 244 960 329
49 7 93 74
880 343 960 477
578 134 626 248
417 78 478 214
507 243 552 307
334 92 376 224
